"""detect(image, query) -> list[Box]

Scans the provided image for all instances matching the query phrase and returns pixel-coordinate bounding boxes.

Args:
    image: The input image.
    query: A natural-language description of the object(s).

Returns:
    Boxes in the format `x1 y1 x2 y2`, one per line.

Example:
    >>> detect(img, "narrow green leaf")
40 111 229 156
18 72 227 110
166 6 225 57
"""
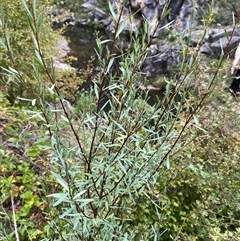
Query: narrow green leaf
8 67 18 74
224 29 229 41
26 111 46 122
37 13 43 33
99 39 113 45
33 0 37 18
232 11 235 26
27 15 36 32
56 149 68 170
4 27 10 47
192 124 207 133
34 137 49 144
193 114 199 125
47 193 68 206
116 21 126 38
161 8 171 19
83 218 87 234
94 82 99 99
32 34 39 50
166 156 170 169
182 47 187 59
59 207 75 218
188 163 197 173
47 84 55 94
111 118 127 134
109 1 116 21
35 49 43 66
0 38 7 49
50 171 69 191
73 190 87 200
119 161 127 174
79 198 95 208
32 99 36 106
17 97 32 102
22 0 33 18
61 115 69 122
73 216 80 230
159 20 174 31
200 29 207 42
106 57 115 74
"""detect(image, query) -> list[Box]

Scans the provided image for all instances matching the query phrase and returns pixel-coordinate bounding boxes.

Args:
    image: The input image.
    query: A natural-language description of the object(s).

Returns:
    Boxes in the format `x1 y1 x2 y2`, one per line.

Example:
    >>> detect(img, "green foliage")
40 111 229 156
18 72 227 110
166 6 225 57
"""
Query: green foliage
0 95 56 240
0 0 56 103
0 0 84 105
74 90 96 116
129 84 240 240
1 0 240 241
214 0 240 25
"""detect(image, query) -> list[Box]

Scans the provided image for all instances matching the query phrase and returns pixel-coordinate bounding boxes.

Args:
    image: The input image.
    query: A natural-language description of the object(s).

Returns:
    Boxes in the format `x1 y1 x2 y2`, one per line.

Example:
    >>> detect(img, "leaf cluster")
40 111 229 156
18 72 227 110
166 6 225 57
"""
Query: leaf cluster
0 94 58 240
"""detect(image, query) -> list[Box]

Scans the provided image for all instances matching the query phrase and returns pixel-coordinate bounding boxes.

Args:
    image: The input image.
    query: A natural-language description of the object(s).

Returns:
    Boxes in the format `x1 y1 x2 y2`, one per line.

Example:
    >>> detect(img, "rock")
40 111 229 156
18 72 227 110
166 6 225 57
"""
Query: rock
206 26 240 43
92 8 108 21
82 0 97 10
142 44 182 77
145 0 156 8
100 17 112 27
177 0 193 32
50 0 240 83
50 10 75 30
234 26 240 36
75 19 88 27
191 29 207 45
201 43 214 56
210 36 240 58
52 38 76 72
51 8 65 17
82 3 94 9
109 0 194 37
198 26 240 57
53 60 75 72
207 28 236 43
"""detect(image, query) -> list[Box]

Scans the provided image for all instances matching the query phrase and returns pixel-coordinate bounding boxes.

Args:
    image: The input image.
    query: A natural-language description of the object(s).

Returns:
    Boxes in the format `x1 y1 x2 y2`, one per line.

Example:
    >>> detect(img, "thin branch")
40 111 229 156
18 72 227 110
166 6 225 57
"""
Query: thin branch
10 193 20 241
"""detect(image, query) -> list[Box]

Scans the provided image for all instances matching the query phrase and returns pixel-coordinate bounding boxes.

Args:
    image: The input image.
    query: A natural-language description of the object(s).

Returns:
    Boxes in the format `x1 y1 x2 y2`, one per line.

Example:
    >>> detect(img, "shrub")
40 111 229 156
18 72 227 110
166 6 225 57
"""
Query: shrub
1 1 239 240
0 92 55 240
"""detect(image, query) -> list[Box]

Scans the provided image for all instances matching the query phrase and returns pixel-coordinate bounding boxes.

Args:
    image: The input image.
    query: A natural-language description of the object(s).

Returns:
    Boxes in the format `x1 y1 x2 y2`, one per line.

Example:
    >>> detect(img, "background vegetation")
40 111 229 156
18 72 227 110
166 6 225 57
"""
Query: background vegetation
0 0 240 240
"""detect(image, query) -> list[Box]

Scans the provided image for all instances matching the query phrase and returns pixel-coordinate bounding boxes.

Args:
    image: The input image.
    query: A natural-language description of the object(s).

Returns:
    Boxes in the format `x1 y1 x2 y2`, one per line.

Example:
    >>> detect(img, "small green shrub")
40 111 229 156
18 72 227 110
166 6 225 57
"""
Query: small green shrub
0 100 56 240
